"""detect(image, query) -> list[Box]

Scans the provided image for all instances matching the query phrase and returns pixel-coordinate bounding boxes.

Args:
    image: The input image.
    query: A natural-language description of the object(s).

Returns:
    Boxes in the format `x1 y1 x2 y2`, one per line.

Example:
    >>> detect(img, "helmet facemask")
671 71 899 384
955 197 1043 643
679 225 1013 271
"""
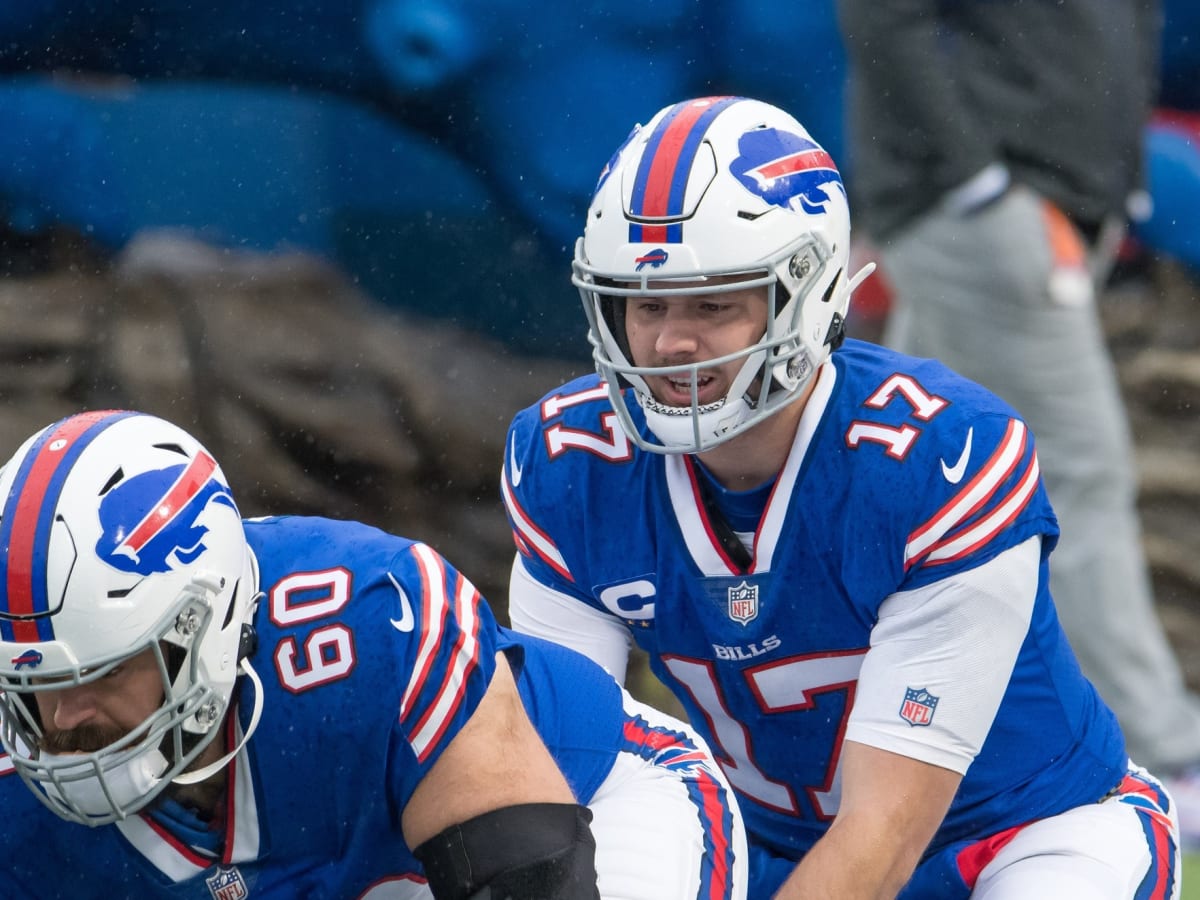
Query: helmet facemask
0 570 253 826
577 227 847 454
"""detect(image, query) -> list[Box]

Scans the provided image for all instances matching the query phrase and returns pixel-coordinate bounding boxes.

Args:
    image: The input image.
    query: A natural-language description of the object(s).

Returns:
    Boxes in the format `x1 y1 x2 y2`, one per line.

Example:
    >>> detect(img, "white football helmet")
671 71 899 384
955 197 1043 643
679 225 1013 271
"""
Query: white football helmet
574 96 874 453
0 410 261 825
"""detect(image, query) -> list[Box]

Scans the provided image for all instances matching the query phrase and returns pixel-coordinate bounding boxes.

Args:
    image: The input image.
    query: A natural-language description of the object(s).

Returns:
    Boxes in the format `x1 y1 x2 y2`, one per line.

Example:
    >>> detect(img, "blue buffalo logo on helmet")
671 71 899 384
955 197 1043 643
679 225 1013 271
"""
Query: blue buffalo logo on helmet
95 452 238 576
10 649 44 671
730 127 844 215
634 248 670 271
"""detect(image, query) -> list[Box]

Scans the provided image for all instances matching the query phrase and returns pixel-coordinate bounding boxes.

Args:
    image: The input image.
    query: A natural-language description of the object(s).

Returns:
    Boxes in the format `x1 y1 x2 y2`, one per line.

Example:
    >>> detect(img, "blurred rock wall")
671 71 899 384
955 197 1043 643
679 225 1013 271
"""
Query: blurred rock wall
0 232 583 608
1105 259 1200 687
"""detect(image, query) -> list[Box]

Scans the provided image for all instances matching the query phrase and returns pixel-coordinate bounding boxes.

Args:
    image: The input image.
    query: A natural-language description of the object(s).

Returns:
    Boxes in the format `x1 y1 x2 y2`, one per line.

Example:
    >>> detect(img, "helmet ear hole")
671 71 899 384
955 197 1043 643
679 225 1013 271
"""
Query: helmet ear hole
821 269 843 303
220 580 240 630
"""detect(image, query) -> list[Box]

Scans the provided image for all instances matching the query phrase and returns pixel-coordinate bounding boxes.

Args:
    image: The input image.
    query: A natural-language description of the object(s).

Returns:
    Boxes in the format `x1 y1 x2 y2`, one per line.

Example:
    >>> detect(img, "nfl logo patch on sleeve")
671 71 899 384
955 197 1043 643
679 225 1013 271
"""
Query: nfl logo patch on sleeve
899 687 939 727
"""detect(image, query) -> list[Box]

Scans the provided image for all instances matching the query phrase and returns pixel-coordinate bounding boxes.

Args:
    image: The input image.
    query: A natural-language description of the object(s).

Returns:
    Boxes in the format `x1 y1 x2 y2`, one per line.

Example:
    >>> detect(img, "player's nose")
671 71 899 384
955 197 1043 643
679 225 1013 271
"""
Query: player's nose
654 306 703 357
45 685 99 733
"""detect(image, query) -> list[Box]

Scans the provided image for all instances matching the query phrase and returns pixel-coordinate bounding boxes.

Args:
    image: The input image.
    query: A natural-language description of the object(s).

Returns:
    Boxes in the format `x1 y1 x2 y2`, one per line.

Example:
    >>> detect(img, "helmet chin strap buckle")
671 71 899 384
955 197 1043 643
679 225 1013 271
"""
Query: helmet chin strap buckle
237 623 258 662
824 312 847 351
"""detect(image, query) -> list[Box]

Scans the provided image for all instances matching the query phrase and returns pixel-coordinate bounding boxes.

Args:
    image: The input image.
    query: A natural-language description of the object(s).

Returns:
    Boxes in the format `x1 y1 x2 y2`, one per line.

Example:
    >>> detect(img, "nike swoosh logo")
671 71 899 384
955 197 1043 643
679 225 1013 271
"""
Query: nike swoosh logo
388 572 415 633
509 433 523 487
940 427 974 484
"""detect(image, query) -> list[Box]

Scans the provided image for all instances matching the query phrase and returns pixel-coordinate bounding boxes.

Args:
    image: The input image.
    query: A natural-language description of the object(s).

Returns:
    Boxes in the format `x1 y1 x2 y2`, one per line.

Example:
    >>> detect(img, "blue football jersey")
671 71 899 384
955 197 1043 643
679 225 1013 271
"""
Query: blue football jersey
503 339 1127 864
0 516 630 899
503 627 623 805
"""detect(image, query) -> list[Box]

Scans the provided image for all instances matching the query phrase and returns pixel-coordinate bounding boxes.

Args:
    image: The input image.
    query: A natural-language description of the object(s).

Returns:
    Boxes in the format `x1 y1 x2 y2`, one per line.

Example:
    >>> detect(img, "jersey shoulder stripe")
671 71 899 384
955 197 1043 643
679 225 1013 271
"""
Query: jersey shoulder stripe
904 418 1036 568
501 465 574 583
399 542 486 763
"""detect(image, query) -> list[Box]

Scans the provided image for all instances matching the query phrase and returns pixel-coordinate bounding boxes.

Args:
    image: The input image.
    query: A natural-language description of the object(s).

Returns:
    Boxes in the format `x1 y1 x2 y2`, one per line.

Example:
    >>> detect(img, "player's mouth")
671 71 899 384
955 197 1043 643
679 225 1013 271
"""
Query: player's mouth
656 373 720 407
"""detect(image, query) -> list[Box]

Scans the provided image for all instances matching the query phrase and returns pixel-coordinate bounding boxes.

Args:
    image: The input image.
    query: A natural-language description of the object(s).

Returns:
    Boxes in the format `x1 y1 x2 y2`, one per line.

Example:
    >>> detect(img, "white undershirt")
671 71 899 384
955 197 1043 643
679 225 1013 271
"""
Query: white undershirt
509 536 1039 772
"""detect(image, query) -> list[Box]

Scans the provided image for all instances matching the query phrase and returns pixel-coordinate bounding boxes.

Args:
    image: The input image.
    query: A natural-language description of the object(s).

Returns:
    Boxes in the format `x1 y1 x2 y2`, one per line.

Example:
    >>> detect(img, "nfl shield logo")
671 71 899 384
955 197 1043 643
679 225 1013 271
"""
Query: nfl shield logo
727 581 759 624
206 867 248 900
899 687 939 727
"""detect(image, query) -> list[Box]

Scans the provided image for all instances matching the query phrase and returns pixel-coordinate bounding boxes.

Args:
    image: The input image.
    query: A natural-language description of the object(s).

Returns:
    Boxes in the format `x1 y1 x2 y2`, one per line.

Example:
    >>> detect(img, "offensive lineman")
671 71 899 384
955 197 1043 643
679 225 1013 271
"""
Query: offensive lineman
0 409 746 899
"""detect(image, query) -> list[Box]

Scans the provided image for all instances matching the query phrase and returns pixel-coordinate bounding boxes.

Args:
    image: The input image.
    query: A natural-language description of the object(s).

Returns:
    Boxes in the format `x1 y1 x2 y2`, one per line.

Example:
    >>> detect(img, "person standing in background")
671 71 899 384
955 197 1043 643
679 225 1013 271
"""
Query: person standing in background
837 0 1200 847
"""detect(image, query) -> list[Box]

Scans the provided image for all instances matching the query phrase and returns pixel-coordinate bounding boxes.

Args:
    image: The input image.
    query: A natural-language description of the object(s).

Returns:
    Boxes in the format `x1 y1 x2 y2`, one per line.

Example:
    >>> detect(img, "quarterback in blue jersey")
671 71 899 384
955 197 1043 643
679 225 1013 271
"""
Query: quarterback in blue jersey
502 96 1181 899
0 410 747 900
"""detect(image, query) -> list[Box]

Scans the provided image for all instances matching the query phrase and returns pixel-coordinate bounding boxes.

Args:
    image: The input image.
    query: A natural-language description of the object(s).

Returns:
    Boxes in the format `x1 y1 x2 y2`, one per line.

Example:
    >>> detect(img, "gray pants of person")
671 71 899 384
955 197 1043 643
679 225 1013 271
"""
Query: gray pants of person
879 184 1200 772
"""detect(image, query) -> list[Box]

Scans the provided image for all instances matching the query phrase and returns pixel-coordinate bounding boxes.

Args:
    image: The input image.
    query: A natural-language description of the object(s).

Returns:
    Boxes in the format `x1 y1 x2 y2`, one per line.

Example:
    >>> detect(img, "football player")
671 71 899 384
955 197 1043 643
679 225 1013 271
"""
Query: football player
0 410 746 899
502 96 1180 899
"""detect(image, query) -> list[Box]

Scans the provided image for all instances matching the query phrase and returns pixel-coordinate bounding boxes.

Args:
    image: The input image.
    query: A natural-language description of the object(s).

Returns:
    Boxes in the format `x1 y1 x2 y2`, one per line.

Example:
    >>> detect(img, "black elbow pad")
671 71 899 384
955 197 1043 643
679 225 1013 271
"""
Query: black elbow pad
414 802 600 900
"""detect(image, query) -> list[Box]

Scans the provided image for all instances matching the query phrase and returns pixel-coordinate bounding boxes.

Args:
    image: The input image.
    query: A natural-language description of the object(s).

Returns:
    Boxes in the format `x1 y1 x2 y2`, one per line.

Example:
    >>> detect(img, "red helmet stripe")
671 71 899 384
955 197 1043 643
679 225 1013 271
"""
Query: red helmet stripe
630 96 740 244
2 410 129 642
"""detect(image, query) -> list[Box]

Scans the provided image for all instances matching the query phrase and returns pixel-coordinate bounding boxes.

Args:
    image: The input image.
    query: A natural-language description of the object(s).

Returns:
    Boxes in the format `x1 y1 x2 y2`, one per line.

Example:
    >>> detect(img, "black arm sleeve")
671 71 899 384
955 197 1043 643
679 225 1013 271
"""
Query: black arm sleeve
413 802 600 900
